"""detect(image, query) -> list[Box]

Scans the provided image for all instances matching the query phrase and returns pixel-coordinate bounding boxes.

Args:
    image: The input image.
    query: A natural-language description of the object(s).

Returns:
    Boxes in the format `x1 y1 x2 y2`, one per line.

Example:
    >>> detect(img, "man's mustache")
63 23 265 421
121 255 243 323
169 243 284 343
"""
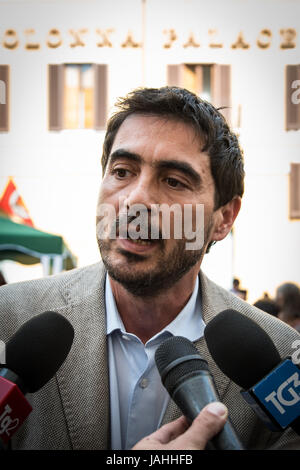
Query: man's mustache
97 201 205 250
114 211 163 240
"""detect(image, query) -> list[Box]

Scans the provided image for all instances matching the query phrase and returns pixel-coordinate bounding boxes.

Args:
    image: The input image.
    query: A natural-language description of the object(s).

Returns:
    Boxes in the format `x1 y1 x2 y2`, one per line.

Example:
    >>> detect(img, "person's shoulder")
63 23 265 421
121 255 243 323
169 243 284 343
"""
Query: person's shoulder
0 262 104 300
200 271 300 358
0 262 105 341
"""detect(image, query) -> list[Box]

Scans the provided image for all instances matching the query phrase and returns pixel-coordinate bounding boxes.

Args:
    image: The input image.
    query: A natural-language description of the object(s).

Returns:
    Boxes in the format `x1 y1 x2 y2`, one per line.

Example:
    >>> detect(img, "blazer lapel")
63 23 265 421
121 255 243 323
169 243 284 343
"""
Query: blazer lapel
54 264 110 450
161 270 231 425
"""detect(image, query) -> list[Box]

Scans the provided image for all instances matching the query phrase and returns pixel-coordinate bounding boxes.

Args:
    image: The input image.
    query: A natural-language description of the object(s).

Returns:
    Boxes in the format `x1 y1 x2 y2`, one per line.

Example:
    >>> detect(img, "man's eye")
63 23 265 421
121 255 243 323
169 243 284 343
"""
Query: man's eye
166 177 185 189
113 168 129 178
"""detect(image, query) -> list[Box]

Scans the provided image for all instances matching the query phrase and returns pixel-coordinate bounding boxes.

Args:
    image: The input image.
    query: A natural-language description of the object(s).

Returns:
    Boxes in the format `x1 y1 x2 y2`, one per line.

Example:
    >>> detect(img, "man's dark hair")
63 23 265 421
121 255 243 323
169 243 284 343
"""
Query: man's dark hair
101 86 245 210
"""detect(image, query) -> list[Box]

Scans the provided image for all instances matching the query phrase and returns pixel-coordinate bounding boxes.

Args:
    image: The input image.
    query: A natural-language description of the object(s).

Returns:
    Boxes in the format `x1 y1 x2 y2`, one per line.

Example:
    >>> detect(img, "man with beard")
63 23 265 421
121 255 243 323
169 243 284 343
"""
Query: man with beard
0 87 300 451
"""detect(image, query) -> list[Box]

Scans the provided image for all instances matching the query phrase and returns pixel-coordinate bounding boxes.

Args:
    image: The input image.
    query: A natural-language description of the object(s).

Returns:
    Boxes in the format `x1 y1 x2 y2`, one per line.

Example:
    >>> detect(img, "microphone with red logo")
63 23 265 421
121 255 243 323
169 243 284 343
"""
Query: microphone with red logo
0 311 74 449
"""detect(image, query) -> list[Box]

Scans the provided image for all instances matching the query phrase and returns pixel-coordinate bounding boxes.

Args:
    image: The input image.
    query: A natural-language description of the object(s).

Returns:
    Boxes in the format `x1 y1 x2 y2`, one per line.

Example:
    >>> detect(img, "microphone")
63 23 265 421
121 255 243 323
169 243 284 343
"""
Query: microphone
0 311 74 447
155 336 244 450
204 309 300 435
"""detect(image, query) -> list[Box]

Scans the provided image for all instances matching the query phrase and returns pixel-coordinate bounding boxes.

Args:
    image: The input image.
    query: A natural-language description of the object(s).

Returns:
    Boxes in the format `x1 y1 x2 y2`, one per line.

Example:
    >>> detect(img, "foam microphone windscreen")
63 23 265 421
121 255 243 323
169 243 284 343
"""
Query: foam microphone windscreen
204 309 281 390
155 336 209 394
5 311 74 393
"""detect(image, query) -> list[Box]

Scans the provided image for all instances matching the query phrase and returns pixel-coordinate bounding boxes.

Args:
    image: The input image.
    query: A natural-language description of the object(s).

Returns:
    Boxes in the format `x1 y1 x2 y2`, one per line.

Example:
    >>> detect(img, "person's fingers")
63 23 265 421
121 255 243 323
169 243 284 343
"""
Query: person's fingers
132 415 189 449
149 415 190 444
132 402 228 450
171 402 228 450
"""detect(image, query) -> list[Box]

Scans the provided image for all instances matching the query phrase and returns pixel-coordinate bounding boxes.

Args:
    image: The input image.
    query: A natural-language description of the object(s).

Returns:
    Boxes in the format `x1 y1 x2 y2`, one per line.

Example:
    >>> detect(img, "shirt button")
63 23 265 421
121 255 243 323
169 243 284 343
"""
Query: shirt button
139 378 149 389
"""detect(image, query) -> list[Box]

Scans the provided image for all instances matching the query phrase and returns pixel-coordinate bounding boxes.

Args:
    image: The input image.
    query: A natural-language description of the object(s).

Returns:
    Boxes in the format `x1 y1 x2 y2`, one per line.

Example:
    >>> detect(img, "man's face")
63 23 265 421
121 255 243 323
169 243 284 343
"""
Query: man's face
97 114 219 296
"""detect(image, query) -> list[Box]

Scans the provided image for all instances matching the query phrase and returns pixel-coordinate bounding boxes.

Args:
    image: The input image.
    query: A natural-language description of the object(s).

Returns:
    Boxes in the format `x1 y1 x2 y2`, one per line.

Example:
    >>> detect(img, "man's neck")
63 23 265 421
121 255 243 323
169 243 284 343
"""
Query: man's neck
109 270 199 344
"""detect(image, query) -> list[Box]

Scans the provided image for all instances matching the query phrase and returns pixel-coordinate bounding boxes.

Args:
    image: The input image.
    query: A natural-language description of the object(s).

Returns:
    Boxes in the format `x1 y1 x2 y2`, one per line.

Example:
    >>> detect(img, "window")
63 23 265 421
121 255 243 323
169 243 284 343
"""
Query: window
48 63 108 131
167 63 231 124
286 65 300 131
181 64 212 101
64 64 94 129
289 163 300 219
0 65 9 132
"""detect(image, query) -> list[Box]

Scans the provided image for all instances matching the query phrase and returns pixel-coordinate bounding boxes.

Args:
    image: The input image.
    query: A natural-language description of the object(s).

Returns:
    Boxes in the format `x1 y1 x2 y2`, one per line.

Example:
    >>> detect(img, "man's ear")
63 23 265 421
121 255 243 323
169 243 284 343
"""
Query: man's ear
211 196 241 242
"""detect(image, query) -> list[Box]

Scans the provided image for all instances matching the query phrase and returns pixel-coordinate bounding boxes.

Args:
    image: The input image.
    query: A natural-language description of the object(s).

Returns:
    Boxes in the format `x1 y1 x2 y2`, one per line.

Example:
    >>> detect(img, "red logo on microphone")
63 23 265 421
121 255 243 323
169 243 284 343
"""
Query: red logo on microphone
0 377 32 444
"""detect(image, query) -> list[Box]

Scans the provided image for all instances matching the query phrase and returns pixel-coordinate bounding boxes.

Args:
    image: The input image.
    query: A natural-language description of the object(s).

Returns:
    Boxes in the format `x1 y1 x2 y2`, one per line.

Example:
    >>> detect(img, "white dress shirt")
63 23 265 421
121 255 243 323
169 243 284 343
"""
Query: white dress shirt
105 274 206 450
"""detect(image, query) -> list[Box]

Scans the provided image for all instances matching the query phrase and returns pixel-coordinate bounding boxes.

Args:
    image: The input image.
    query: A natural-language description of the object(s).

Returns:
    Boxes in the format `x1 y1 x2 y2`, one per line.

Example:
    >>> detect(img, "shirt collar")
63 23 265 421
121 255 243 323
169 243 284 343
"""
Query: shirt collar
161 276 203 342
106 274 125 335
105 274 204 343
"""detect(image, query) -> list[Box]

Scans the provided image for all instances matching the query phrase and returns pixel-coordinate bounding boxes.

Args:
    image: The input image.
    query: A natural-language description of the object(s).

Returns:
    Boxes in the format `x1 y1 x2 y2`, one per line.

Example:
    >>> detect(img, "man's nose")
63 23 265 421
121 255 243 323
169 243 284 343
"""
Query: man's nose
124 173 158 209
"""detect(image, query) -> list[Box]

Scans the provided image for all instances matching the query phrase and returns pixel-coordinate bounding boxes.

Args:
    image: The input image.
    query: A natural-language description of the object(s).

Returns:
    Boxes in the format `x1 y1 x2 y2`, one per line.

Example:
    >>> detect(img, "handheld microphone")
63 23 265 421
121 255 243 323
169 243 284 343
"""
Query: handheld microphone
0 311 74 446
204 309 300 435
155 336 244 450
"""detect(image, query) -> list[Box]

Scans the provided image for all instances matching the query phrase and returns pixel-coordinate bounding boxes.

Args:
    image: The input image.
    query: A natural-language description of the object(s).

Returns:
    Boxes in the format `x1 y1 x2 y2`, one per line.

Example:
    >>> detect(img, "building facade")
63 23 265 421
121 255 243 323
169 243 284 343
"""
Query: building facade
0 0 299 301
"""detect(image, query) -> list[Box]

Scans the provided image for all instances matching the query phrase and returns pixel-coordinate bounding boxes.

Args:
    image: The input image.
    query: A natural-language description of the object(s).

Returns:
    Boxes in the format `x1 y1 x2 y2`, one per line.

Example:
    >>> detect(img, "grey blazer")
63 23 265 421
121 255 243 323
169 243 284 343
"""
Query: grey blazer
0 262 299 450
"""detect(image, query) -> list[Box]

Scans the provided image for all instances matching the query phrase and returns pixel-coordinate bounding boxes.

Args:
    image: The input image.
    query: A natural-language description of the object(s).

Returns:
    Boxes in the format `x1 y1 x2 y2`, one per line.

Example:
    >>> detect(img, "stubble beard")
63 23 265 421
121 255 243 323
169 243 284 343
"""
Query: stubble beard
97 218 213 298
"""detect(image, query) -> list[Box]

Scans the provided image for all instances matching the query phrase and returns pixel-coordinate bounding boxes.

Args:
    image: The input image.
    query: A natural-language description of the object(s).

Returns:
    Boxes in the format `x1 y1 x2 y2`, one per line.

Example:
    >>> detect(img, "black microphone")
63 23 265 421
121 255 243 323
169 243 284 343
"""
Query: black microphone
204 309 300 435
155 336 244 450
0 311 74 447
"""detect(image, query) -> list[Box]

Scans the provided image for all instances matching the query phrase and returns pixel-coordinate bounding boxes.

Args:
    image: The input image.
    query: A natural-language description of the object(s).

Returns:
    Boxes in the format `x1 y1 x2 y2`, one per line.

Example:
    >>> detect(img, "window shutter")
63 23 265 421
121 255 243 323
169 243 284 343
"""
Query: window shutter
167 65 182 86
93 64 108 130
211 64 231 124
286 65 300 131
0 65 9 132
48 64 64 130
289 163 300 219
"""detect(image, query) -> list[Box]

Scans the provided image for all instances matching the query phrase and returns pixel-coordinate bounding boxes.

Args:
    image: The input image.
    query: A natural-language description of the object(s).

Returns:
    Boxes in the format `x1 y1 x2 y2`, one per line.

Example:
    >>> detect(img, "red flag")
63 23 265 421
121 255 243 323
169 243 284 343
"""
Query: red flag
0 178 34 226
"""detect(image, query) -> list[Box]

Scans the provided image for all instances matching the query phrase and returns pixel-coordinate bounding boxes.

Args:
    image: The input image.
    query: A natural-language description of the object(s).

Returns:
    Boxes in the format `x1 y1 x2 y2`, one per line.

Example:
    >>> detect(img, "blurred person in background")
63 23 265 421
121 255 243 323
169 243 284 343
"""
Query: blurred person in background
275 282 300 311
278 303 300 333
253 298 279 317
275 282 300 333
230 278 247 300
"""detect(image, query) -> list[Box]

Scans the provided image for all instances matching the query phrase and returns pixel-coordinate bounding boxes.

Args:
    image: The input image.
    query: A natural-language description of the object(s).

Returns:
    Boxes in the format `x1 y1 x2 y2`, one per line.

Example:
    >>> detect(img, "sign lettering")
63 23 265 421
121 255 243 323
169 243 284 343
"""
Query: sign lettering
0 27 298 50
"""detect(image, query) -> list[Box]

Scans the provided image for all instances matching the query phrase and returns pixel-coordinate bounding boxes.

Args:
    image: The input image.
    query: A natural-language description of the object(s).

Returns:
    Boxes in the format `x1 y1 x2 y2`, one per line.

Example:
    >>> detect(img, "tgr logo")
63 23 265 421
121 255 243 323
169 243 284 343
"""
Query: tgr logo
0 340 5 364
265 372 300 414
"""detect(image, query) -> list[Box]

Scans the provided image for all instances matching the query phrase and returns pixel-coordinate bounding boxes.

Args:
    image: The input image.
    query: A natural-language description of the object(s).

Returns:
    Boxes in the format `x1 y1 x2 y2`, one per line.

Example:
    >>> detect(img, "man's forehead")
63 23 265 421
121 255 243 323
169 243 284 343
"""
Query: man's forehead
110 113 206 159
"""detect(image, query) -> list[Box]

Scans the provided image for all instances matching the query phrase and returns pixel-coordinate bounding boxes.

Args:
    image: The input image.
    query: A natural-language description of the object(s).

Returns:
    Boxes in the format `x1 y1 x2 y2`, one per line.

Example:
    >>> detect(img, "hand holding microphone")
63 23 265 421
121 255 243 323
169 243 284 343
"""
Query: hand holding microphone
132 401 228 450
154 336 244 450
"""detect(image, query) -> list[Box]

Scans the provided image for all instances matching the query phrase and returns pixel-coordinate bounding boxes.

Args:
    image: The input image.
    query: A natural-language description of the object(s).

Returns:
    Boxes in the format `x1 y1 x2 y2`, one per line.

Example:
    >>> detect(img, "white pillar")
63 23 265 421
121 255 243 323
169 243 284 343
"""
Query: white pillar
52 255 63 274
41 255 51 276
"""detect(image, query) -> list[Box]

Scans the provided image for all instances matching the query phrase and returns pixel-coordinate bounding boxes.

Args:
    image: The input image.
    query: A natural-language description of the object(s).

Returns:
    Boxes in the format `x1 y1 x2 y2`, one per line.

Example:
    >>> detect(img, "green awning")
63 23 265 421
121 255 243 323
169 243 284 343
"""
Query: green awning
0 216 77 272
